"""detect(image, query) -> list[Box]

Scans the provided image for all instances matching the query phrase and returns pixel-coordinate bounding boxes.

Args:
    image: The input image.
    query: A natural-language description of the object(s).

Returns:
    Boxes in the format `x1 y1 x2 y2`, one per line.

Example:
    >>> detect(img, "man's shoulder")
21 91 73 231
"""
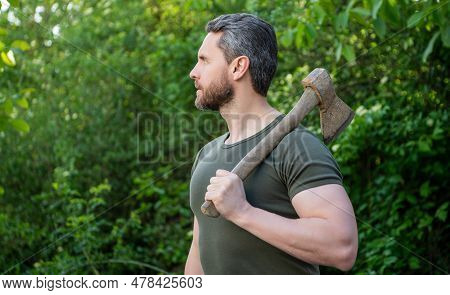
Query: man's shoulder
270 125 343 197
274 125 327 154
191 133 228 175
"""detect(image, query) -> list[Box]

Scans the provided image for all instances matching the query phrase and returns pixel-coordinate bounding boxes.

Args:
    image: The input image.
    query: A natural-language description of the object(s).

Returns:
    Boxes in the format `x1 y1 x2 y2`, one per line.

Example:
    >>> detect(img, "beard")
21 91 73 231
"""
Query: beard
194 72 234 111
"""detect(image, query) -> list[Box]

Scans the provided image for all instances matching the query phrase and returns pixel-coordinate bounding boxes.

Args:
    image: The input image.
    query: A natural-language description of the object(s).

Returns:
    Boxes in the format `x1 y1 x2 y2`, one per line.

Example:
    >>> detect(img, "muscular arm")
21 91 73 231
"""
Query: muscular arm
231 184 358 271
184 216 204 275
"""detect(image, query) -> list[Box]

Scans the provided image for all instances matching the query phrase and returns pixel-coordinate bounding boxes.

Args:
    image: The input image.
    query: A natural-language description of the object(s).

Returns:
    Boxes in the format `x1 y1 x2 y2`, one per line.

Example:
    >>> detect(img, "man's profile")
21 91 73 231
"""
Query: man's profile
185 13 358 275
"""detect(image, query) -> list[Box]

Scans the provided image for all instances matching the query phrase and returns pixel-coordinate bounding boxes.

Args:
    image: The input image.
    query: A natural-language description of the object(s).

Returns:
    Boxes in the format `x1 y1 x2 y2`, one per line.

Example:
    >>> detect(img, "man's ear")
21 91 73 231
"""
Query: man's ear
230 56 250 80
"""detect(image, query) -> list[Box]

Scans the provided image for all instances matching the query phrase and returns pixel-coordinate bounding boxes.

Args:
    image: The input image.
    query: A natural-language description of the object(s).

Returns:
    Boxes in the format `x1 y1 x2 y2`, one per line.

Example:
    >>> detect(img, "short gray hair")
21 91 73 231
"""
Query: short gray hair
206 13 278 97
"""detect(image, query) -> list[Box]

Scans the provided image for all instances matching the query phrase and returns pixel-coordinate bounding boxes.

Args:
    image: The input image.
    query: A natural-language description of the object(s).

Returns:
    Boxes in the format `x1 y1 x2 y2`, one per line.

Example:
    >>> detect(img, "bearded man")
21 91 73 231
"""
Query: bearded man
185 13 358 275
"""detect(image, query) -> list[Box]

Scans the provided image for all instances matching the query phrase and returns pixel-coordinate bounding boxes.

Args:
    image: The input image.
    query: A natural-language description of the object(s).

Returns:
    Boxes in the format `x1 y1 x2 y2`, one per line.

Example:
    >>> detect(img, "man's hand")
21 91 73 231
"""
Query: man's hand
205 169 252 221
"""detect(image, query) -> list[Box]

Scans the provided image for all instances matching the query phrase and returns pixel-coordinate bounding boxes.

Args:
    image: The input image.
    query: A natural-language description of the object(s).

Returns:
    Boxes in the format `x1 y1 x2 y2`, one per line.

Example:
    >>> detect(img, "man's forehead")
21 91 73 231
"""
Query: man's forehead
198 32 222 56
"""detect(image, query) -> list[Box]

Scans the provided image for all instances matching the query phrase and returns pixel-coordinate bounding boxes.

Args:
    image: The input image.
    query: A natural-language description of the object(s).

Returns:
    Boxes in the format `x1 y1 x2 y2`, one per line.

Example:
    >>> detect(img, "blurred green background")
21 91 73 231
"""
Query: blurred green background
0 0 448 274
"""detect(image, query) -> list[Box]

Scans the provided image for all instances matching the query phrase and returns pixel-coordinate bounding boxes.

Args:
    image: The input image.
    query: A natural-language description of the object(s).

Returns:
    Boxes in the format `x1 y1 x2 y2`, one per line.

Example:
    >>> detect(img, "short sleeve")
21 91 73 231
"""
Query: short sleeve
272 128 343 200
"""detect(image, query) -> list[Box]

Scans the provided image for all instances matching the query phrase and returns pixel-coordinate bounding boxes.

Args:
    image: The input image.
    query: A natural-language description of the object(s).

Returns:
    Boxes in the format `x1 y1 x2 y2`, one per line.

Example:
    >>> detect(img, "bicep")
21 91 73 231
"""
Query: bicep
292 184 358 269
291 184 355 224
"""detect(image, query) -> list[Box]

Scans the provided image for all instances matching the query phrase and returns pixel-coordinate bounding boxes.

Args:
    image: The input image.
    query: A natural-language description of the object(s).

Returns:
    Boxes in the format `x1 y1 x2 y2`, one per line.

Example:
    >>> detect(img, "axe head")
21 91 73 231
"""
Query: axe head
301 68 354 144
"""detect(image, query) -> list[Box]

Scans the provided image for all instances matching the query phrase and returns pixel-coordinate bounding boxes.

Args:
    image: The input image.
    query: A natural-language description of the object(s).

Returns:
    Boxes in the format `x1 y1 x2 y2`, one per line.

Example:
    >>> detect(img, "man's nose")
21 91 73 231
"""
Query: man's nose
189 64 198 80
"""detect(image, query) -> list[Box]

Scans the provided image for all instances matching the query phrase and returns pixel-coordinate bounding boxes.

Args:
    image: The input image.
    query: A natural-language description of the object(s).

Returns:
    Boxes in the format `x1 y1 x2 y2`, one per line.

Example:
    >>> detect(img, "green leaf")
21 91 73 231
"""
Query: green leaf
11 119 30 133
16 98 29 109
431 126 443 140
371 0 383 19
384 256 398 265
295 23 305 49
191 0 207 10
345 0 357 12
2 99 14 115
408 257 420 270
305 23 317 40
373 17 386 38
352 7 371 17
0 41 4 51
11 40 31 51
419 181 430 198
407 11 426 28
342 44 355 63
335 11 349 31
440 24 450 47
0 185 4 196
1 50 16 66
435 202 448 222
20 88 36 96
384 1 401 25
422 31 440 63
335 41 342 62
280 30 294 48
406 194 417 205
313 4 327 25
418 214 433 228
418 138 431 152
9 0 20 6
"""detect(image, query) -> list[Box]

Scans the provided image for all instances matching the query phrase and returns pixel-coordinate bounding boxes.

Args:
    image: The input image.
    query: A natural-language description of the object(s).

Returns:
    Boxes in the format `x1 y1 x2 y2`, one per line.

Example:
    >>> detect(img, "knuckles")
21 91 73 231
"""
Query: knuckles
206 172 241 196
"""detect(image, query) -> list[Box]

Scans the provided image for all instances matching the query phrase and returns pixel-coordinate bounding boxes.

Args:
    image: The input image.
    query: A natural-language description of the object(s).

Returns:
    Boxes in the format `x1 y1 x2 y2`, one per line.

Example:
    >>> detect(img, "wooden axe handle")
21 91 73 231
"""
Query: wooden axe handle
201 87 319 218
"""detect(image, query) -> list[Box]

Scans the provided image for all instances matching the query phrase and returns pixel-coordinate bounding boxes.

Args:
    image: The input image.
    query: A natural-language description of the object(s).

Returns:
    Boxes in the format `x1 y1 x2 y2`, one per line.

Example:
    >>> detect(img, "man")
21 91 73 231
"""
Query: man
185 13 358 275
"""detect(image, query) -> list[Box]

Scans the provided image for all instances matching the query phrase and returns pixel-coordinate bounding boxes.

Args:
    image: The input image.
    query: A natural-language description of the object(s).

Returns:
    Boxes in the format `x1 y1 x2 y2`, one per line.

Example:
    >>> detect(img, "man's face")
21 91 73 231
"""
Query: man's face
189 32 234 111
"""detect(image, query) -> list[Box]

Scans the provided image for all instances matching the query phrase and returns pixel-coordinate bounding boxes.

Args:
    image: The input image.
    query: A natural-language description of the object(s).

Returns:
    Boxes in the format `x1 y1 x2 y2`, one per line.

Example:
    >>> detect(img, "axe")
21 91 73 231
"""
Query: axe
201 68 354 218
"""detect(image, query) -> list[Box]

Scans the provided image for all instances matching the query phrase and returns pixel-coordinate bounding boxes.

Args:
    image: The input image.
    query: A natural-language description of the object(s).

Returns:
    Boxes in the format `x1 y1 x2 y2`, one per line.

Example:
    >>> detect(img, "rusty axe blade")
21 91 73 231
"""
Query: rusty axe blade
301 68 354 144
201 68 354 218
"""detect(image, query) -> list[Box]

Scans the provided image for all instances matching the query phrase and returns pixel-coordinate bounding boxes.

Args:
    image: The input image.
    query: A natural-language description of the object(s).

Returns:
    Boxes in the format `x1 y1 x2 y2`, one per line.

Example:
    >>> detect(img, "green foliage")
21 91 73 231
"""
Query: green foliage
330 105 448 274
0 0 448 274
0 15 31 134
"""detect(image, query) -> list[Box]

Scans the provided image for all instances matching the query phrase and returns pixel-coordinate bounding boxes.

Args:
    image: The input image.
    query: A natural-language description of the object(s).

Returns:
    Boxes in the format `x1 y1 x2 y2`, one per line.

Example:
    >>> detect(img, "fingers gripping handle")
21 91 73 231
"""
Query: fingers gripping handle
200 164 248 217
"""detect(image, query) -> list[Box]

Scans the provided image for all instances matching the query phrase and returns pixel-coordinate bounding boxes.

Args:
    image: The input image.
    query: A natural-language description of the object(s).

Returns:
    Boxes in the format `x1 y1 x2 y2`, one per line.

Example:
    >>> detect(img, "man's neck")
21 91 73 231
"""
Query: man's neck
219 95 282 144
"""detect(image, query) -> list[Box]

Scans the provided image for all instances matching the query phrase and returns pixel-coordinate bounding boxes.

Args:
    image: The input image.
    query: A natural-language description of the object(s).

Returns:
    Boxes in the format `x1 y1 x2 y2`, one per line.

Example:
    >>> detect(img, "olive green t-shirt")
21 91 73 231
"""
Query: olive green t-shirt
189 114 343 275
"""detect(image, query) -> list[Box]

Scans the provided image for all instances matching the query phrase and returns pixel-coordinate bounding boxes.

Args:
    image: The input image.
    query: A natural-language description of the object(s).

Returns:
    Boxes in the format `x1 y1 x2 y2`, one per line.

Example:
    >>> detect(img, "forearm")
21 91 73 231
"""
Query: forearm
232 206 352 270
